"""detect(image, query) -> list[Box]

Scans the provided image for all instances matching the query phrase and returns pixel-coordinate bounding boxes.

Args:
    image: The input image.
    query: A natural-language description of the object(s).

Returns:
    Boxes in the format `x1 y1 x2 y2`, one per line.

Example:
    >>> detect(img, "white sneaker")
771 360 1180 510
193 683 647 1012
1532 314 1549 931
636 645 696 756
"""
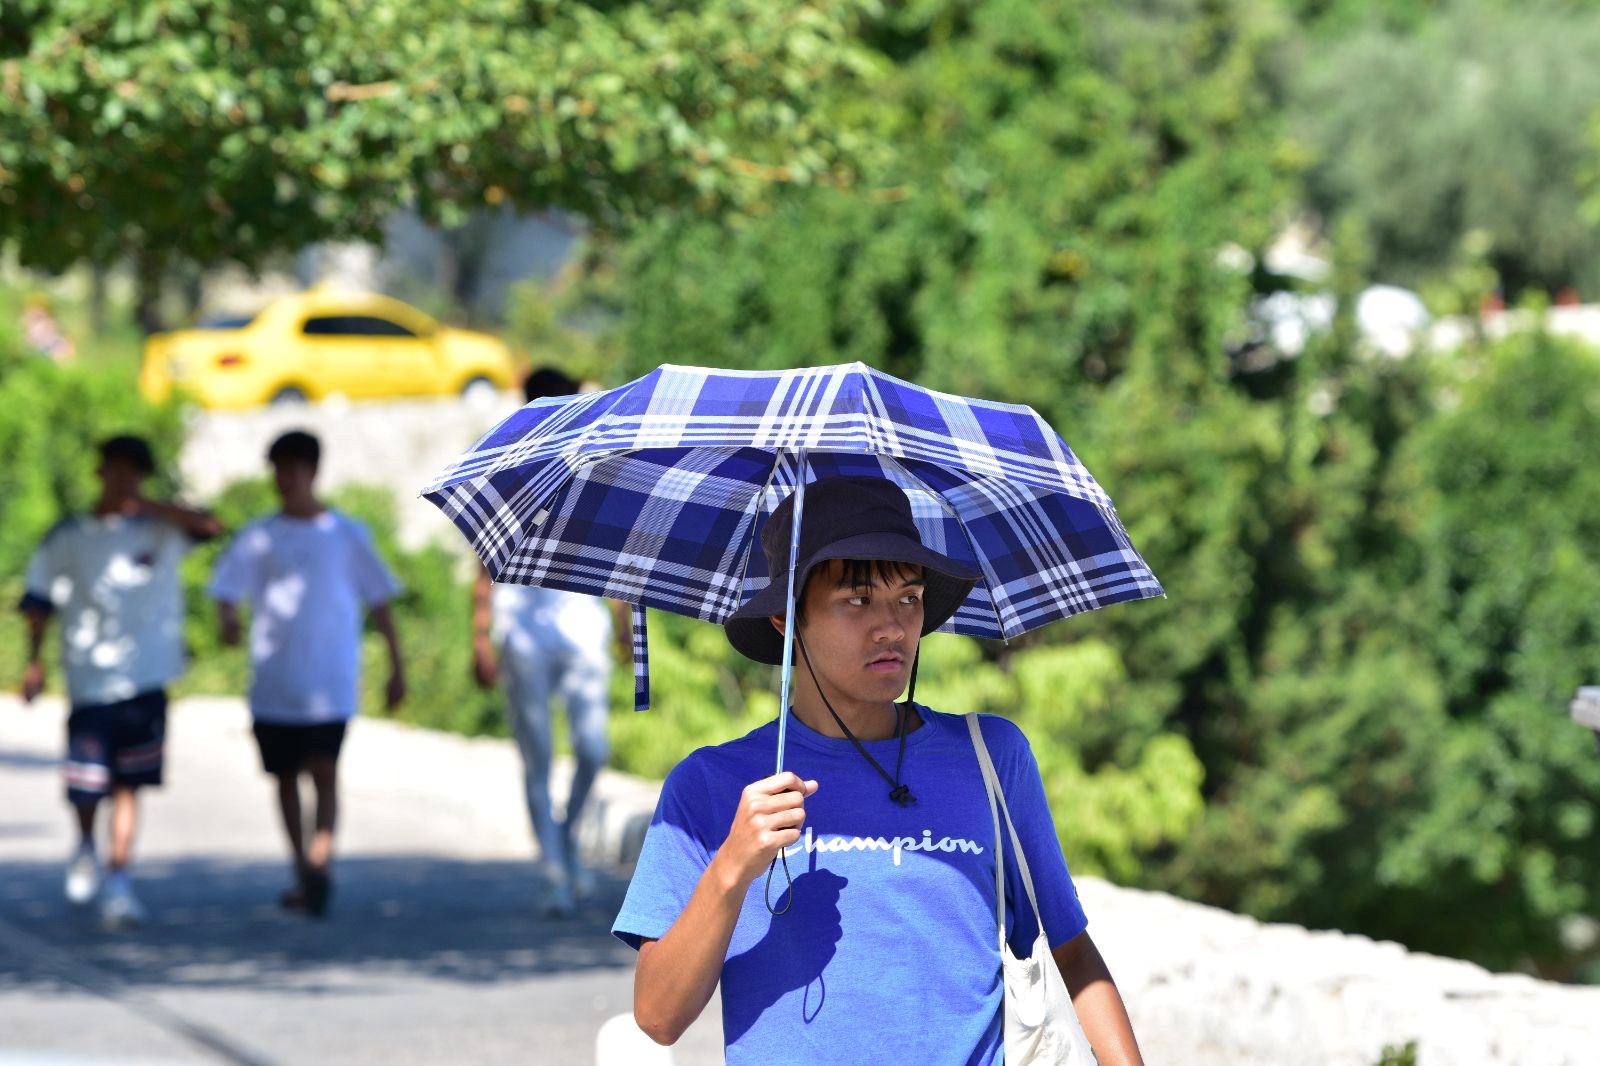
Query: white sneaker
64 845 100 906
99 874 147 930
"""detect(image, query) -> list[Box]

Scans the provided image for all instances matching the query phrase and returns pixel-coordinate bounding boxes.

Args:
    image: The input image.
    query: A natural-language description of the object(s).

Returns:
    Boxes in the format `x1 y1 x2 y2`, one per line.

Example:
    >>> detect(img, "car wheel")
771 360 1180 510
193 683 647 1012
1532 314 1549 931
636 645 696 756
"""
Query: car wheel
270 386 308 407
460 376 499 405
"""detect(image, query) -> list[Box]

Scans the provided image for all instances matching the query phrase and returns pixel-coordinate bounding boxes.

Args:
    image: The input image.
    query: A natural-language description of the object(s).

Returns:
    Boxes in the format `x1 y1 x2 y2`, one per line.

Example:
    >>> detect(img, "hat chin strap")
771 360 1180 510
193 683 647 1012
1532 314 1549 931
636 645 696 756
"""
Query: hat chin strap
795 636 917 809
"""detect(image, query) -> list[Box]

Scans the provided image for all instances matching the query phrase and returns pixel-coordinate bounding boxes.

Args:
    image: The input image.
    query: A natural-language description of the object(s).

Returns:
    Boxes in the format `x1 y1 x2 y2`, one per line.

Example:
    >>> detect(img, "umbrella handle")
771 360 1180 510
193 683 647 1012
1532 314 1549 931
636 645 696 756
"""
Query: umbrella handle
773 449 809 776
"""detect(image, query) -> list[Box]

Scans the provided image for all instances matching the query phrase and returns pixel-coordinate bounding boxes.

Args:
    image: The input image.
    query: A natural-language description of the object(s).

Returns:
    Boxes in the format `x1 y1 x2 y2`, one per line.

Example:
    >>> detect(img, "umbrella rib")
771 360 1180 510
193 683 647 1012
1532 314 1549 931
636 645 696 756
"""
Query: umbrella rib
725 449 791 622
880 455 1012 641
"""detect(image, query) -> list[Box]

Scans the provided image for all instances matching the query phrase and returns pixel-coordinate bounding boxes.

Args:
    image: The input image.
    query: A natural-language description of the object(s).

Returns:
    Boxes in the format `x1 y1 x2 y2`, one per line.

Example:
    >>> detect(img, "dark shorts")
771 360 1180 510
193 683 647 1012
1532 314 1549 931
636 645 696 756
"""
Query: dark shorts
252 721 347 777
65 689 167 804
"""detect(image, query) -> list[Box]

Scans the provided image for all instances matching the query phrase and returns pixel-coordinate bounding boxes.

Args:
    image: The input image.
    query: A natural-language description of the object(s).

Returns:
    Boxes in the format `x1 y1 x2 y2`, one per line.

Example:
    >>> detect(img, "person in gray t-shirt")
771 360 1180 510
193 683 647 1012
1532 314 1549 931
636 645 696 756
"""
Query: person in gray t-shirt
18 435 222 930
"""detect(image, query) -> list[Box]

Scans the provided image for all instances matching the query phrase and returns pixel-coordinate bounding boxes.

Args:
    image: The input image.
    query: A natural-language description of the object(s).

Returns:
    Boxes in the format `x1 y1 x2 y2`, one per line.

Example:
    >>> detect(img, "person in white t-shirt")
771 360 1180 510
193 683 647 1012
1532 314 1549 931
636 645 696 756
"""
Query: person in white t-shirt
209 430 405 917
471 367 623 917
17 435 223 930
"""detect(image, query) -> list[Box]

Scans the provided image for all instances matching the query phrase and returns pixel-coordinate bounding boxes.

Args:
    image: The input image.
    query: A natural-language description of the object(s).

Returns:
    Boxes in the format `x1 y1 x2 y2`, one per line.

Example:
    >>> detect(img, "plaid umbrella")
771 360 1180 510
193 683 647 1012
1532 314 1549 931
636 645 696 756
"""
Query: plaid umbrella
423 362 1163 751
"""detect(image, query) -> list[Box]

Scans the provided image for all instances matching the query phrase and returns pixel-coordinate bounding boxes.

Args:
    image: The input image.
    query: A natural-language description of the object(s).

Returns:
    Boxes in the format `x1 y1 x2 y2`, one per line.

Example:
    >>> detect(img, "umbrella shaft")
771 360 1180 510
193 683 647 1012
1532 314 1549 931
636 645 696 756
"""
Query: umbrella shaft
774 450 809 775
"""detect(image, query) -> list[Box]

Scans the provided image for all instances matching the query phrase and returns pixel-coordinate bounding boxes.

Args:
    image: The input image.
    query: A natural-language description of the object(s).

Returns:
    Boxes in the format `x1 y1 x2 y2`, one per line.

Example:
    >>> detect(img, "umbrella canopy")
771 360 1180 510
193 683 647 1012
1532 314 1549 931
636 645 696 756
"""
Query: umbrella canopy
423 362 1163 718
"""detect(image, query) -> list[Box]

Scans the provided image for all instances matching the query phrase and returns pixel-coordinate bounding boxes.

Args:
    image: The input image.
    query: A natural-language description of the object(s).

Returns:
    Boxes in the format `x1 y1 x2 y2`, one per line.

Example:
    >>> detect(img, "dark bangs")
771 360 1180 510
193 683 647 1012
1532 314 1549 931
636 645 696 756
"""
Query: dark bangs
794 558 924 623
834 558 924 591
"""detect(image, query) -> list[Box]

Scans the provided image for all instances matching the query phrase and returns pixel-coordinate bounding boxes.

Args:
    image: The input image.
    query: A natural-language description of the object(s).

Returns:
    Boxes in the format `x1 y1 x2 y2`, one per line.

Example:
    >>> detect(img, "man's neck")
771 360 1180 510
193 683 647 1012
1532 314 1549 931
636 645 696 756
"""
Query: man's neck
281 497 325 519
93 491 132 517
790 686 904 741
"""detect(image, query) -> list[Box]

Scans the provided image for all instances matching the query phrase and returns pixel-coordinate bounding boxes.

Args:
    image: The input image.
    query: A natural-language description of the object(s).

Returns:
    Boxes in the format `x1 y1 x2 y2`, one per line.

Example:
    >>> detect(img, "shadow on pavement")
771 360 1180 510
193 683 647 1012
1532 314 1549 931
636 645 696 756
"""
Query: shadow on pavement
0 854 635 993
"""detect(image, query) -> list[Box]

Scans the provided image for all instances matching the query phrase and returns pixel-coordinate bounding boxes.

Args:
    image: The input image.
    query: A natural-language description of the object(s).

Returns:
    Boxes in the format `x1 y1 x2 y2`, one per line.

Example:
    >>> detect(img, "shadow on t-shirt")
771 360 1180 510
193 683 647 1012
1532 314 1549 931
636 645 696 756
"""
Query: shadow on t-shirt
721 868 849 1044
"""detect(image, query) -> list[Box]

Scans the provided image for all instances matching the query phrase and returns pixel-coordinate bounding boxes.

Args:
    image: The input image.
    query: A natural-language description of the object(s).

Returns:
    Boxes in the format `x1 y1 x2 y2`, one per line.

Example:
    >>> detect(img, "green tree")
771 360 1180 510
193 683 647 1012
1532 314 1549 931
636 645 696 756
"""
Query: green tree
0 0 877 321
1291 3 1600 297
1390 334 1600 972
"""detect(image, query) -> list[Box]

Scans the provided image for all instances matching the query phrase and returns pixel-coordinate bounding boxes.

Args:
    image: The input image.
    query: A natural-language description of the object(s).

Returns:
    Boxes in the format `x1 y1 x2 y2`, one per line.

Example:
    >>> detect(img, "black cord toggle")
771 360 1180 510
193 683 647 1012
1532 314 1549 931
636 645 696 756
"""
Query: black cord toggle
888 783 916 807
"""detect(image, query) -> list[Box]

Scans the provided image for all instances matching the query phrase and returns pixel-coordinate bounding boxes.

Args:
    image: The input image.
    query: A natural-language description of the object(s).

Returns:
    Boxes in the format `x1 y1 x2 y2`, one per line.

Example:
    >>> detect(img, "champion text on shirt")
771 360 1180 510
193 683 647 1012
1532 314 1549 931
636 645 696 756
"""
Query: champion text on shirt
782 827 985 867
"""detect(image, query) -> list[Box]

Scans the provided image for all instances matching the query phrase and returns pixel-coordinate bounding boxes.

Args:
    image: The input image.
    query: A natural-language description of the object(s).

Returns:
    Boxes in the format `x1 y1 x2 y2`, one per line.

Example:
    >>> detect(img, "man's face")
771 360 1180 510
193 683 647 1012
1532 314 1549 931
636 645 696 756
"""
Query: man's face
96 459 147 499
272 459 317 501
785 559 925 705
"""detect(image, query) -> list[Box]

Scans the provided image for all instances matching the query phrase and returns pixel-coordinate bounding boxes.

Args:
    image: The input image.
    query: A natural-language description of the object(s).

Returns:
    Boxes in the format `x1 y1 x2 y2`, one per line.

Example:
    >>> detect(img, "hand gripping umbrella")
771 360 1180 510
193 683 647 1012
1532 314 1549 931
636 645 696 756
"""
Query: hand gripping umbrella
423 361 1163 775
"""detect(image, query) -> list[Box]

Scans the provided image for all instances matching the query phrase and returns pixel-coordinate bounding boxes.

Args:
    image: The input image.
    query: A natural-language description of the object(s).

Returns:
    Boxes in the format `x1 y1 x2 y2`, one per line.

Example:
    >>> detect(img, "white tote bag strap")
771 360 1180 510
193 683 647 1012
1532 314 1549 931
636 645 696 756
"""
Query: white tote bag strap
966 713 1047 951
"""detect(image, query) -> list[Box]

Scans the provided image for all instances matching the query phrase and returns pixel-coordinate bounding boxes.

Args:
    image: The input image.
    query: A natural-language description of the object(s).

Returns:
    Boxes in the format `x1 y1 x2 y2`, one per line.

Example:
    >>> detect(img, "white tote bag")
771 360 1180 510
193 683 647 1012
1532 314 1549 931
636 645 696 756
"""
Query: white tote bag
967 714 1097 1065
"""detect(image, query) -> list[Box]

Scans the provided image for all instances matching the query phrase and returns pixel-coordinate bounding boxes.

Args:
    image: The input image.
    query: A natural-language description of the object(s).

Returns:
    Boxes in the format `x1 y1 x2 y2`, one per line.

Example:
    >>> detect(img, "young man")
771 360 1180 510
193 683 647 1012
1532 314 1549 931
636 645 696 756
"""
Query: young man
472 366 625 916
18 434 222 929
614 476 1144 1064
209 431 405 917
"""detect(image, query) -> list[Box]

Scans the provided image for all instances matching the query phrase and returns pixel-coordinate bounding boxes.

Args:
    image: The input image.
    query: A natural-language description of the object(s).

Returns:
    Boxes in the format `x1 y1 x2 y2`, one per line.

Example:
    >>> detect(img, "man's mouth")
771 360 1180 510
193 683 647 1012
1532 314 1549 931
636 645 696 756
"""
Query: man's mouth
867 652 905 671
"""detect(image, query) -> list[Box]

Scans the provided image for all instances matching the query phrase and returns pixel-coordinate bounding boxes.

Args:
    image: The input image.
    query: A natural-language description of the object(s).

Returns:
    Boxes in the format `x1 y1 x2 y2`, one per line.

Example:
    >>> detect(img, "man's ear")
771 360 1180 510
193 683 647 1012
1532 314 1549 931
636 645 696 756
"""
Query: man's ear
769 614 787 637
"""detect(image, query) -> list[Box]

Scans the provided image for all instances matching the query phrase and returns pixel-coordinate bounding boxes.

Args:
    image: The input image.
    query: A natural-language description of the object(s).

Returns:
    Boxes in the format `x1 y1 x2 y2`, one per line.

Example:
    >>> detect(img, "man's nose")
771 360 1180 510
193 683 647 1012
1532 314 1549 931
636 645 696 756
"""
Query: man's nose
871 601 908 641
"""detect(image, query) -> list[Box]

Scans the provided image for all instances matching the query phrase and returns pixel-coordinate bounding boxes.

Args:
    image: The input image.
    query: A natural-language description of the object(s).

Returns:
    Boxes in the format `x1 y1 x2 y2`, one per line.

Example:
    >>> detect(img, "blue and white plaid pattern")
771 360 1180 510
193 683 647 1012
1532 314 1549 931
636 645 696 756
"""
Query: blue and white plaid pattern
630 603 649 714
425 363 1164 709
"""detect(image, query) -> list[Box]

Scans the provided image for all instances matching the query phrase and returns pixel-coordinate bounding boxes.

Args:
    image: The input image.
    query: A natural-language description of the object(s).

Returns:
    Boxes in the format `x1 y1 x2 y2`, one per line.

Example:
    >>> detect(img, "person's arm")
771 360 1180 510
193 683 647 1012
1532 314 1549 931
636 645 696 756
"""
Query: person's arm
471 568 497 688
633 771 818 1045
217 601 243 647
608 598 632 660
20 606 50 703
369 603 406 712
1053 931 1144 1065
129 496 224 541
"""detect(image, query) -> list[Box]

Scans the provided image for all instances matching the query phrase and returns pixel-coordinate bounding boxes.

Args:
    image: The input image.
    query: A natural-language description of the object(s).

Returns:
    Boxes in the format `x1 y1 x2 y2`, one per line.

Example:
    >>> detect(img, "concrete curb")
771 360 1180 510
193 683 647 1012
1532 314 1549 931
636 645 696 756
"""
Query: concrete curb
570 764 661 873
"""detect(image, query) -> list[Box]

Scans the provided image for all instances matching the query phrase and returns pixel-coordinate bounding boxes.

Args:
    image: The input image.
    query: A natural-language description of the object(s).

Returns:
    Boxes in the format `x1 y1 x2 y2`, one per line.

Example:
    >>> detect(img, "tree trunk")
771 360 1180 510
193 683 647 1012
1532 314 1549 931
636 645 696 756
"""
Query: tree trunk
134 250 167 335
88 261 108 336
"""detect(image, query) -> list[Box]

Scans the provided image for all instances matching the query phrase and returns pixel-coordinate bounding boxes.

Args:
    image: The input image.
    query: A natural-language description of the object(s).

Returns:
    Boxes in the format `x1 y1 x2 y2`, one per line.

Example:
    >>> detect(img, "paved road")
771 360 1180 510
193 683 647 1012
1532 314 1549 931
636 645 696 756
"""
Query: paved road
0 695 723 1065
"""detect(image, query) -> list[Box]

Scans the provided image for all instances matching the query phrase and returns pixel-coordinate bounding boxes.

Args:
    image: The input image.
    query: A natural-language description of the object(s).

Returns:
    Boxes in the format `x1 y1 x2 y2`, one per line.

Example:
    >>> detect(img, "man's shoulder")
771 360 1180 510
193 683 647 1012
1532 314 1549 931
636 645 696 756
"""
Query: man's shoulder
666 722 779 787
973 710 1029 747
323 509 374 540
919 706 1031 755
35 515 84 549
225 515 280 549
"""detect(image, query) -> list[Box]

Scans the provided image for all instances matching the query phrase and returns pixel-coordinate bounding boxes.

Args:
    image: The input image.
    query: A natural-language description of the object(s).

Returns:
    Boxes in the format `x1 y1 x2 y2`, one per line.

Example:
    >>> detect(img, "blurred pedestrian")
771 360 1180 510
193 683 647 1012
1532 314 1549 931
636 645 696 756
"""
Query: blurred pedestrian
21 294 76 363
472 367 622 917
17 434 222 929
209 430 405 917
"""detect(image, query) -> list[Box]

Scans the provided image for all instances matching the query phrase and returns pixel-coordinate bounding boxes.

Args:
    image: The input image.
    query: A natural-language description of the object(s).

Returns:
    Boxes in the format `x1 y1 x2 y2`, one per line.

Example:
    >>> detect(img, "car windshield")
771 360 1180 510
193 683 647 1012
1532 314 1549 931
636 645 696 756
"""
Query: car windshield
198 313 256 330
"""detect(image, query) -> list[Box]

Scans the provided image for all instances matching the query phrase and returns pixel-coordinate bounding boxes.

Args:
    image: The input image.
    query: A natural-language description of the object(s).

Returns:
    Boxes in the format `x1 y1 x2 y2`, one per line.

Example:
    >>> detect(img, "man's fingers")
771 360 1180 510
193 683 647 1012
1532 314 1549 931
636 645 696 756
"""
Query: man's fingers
752 771 804 795
748 772 819 799
751 788 816 815
759 807 807 831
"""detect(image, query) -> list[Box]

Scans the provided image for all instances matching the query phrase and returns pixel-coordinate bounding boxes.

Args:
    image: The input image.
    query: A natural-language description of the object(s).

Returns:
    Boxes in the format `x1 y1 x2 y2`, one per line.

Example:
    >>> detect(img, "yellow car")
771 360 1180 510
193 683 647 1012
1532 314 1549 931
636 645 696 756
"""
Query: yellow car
139 290 518 409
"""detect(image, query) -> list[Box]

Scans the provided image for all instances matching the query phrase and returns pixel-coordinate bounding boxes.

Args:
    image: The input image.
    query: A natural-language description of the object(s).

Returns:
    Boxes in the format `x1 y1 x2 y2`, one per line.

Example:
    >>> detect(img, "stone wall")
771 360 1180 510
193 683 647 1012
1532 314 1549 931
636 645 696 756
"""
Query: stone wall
1075 878 1600 1065
178 394 519 550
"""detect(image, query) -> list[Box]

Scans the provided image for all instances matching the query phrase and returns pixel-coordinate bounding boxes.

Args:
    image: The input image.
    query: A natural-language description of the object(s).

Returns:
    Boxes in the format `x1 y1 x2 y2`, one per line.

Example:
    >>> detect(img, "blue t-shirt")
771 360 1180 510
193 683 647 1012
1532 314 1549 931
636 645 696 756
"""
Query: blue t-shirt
613 706 1088 1065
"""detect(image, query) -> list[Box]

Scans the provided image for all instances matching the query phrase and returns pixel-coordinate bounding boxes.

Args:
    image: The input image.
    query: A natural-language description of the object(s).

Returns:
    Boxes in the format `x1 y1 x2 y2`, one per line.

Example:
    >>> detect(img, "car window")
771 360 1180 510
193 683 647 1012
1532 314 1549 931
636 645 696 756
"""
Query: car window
301 315 419 338
198 313 256 330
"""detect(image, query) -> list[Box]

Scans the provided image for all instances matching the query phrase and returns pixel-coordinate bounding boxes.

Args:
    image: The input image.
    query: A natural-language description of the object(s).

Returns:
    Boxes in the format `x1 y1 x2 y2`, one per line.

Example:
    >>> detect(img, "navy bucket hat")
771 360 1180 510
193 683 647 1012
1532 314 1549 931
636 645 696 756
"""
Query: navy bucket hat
725 476 982 664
